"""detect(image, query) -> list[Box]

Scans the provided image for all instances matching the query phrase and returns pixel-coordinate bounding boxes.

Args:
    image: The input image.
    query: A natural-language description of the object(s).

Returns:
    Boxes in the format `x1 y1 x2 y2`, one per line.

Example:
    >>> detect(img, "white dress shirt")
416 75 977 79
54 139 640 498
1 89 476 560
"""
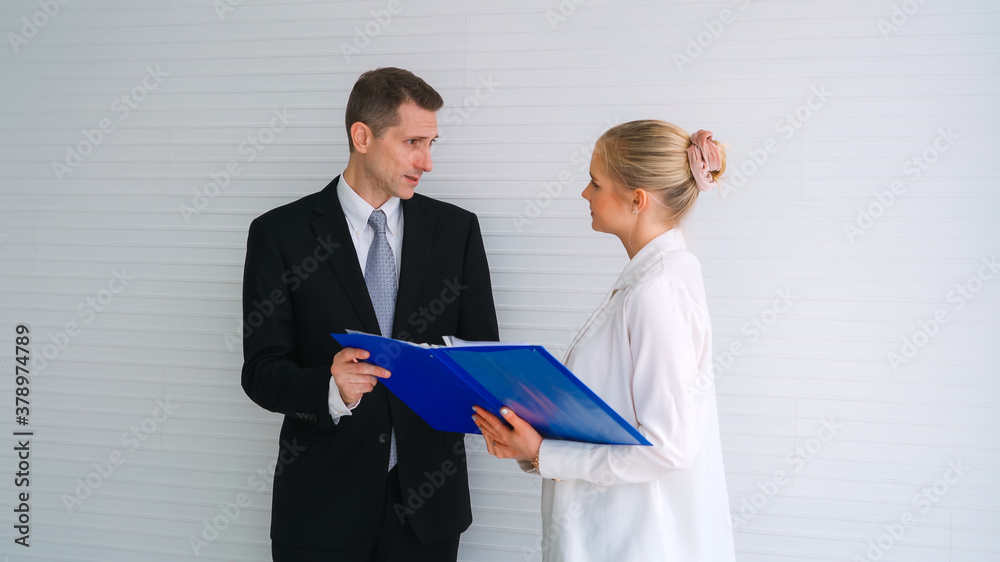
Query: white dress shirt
327 174 404 420
527 229 736 561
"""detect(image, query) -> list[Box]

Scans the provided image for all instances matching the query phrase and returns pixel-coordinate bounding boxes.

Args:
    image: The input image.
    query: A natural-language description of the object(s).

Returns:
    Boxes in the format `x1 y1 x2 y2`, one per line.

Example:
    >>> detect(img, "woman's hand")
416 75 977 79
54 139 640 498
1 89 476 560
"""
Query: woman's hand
472 405 543 462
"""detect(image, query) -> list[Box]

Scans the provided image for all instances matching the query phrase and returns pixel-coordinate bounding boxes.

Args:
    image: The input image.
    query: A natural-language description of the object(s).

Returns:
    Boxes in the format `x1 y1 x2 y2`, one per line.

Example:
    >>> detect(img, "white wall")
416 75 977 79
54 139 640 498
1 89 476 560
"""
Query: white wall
1 1 998 560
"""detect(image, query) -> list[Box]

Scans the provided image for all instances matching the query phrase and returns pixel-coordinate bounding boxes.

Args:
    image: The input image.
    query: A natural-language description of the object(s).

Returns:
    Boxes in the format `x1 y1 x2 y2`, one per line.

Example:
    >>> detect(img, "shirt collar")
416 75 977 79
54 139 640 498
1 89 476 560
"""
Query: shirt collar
613 228 687 290
337 173 402 237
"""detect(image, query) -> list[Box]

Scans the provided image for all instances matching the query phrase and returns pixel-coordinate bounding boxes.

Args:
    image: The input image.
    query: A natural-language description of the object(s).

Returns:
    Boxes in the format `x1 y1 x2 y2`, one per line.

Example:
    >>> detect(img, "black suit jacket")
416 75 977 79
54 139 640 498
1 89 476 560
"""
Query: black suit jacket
241 176 499 550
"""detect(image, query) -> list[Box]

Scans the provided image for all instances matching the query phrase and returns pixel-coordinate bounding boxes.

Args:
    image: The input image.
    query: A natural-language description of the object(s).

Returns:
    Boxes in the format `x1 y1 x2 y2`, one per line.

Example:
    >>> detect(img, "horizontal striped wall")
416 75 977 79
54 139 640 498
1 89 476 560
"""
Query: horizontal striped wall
0 0 997 560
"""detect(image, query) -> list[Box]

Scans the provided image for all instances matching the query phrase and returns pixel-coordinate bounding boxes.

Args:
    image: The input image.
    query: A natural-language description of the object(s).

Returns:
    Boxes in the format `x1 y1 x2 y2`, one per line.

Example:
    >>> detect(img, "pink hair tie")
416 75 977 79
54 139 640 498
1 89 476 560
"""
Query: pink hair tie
687 129 722 192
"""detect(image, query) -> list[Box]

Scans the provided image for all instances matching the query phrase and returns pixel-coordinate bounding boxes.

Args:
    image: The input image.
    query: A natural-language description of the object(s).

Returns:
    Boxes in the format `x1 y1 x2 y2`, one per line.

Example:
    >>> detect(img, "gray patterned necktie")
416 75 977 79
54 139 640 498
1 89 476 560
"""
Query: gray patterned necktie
365 210 397 337
365 209 398 471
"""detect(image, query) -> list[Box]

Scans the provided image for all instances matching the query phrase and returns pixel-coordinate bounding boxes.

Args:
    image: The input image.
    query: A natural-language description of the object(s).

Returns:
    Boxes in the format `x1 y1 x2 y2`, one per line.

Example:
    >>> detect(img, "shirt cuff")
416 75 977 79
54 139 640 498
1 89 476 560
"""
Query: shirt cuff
328 379 361 424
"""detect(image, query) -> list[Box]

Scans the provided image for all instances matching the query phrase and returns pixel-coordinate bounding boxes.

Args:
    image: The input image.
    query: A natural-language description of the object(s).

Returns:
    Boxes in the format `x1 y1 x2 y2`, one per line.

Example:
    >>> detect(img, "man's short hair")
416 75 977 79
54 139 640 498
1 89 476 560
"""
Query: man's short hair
345 67 444 152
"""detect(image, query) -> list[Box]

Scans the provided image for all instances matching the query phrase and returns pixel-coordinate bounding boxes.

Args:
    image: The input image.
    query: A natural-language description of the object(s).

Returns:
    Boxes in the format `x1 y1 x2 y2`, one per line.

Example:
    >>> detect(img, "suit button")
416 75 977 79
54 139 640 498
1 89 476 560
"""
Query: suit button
378 432 389 444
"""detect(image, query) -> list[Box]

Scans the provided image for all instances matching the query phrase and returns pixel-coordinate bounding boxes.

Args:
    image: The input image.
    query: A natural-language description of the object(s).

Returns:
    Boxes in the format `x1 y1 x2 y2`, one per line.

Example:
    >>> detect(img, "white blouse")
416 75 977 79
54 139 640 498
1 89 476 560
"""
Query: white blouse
528 229 735 562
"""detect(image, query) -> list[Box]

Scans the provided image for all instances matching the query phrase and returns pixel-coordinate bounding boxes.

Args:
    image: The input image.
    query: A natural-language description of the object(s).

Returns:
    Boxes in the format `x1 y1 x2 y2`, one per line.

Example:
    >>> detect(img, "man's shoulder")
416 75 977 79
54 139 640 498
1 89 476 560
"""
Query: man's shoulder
251 189 325 230
410 193 476 223
249 187 479 231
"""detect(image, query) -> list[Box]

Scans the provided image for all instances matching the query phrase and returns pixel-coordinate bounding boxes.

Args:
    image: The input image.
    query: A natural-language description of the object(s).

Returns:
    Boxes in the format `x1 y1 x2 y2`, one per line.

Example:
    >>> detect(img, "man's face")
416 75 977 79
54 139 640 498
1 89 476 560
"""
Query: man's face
363 101 438 201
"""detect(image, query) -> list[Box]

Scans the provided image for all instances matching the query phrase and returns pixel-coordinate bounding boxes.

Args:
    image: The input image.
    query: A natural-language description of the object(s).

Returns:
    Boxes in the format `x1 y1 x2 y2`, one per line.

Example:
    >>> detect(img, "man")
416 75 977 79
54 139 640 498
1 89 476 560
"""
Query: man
241 67 499 561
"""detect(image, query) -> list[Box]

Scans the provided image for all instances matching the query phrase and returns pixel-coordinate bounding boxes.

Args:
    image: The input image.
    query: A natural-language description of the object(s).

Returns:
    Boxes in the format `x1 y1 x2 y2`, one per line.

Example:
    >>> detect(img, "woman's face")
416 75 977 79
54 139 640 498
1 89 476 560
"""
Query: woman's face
582 150 633 236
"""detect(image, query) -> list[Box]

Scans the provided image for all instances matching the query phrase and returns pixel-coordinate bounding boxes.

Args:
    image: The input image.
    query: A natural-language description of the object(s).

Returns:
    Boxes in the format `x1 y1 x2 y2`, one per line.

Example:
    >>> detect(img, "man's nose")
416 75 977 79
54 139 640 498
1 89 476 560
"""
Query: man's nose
416 146 433 173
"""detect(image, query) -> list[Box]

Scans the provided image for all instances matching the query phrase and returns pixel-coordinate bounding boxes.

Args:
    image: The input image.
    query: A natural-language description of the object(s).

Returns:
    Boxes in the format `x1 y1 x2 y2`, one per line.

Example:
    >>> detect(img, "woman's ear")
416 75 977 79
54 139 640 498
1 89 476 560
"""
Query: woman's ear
633 188 649 213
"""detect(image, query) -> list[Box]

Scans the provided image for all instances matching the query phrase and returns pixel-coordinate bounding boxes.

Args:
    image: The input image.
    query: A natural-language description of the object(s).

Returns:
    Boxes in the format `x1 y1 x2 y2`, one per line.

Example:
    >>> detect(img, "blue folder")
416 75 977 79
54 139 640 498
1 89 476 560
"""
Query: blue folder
332 332 651 446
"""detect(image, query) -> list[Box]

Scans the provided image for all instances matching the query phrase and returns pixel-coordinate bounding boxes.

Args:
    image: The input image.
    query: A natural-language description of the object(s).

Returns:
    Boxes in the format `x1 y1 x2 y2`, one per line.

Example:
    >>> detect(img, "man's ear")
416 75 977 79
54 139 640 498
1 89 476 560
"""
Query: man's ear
351 122 372 154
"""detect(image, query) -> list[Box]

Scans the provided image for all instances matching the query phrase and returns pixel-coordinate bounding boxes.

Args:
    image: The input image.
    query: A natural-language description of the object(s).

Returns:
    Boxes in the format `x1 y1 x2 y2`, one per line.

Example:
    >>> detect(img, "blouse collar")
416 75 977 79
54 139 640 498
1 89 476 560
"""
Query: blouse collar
612 228 687 290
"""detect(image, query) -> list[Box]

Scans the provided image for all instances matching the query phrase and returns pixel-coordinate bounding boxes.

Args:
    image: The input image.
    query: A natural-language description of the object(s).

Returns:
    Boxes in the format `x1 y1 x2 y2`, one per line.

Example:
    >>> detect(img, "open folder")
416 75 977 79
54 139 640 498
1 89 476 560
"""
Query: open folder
332 332 651 446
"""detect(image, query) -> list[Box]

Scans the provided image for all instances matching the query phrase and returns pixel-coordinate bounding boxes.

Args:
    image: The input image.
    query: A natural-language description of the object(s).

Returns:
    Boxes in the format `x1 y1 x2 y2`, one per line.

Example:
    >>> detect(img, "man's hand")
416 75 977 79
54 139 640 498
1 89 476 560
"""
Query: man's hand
331 347 391 405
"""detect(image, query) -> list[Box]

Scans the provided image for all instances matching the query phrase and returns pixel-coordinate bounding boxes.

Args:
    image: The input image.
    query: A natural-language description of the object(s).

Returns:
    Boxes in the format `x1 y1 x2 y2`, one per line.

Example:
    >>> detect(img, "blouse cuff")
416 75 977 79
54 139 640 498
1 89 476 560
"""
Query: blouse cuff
516 459 538 474
537 439 594 481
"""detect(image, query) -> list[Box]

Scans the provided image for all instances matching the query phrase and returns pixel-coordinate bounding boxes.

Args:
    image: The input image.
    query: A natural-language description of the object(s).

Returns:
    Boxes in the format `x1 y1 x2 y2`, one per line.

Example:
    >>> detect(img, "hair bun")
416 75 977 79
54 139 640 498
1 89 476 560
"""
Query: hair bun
686 130 722 191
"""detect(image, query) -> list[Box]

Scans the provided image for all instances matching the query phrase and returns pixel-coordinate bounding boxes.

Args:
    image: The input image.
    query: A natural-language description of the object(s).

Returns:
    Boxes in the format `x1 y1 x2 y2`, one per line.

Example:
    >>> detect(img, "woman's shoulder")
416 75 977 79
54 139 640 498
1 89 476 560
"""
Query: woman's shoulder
622 249 706 308
634 248 703 287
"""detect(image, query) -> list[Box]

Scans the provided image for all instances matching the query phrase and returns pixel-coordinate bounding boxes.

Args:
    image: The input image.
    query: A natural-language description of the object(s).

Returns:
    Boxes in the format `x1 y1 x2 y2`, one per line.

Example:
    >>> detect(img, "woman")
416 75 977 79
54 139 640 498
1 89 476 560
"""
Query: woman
473 121 736 561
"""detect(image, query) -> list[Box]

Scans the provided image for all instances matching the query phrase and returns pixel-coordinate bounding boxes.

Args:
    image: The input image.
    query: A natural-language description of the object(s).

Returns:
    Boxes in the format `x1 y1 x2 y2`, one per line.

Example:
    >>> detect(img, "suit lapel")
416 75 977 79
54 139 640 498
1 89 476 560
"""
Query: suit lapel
311 176 381 336
394 195 431 339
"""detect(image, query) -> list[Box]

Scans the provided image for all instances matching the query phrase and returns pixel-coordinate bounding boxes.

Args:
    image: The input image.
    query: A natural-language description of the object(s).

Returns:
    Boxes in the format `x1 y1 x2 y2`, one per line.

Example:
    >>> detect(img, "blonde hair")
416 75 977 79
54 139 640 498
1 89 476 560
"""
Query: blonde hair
595 120 726 224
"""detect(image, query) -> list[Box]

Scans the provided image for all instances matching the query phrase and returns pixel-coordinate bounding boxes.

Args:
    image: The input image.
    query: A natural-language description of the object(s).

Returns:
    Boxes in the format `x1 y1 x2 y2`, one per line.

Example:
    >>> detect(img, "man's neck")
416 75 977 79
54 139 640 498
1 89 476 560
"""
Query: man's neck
343 159 389 209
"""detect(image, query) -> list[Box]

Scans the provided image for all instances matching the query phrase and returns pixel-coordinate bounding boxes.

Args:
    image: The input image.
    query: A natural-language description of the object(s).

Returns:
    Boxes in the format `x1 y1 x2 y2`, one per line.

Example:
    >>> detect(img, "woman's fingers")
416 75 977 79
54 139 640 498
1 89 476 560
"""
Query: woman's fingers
500 407 530 429
473 406 510 435
498 407 543 462
473 410 514 458
476 417 504 445
472 409 496 455
473 405 537 460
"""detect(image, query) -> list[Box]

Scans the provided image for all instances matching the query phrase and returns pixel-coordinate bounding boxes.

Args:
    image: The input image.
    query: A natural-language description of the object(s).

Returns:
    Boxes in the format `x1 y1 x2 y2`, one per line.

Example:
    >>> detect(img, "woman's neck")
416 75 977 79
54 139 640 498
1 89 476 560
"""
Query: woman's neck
619 221 674 259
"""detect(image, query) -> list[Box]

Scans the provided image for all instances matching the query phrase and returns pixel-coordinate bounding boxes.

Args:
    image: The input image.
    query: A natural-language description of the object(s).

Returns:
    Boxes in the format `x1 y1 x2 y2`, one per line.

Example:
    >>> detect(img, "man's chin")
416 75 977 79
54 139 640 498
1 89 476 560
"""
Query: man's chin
397 185 417 199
